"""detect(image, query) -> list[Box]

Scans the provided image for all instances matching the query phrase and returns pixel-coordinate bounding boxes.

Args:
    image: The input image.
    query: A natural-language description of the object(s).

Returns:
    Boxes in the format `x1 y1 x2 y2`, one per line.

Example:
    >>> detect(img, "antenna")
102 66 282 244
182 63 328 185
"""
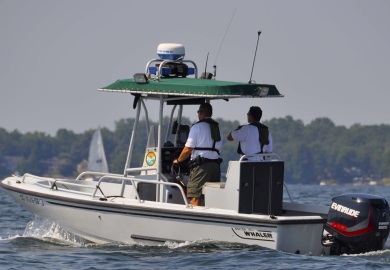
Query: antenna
201 52 213 79
213 8 237 77
248 30 262 84
204 52 209 74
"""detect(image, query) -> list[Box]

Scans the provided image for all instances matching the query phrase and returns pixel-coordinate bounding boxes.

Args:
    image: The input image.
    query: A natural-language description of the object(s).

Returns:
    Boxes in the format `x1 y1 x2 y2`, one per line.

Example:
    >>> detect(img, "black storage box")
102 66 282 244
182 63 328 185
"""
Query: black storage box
238 161 284 215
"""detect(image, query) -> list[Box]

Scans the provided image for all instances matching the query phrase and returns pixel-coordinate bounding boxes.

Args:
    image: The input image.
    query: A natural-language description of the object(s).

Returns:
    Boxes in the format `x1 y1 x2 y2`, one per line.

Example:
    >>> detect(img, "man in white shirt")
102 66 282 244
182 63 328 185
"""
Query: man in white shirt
173 103 223 206
227 106 272 155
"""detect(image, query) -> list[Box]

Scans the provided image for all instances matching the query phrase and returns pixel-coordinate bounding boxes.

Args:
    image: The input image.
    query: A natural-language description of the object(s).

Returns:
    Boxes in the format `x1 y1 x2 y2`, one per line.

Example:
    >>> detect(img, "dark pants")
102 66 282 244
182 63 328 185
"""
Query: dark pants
187 161 221 198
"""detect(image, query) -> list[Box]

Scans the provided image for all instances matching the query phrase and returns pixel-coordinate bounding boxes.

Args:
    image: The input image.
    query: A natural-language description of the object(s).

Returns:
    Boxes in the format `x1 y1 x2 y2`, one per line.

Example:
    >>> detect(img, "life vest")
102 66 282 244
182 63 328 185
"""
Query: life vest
193 118 221 154
237 122 269 154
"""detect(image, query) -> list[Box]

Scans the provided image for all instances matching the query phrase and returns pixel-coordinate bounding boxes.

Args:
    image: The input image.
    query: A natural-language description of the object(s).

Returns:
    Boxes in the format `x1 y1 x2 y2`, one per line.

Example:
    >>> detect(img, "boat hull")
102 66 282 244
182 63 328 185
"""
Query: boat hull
1 177 329 255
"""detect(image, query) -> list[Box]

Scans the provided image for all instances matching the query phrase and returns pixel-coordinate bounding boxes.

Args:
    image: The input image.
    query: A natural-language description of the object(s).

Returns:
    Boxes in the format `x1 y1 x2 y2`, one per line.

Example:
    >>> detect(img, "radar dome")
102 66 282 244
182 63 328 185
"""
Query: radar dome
157 43 185 60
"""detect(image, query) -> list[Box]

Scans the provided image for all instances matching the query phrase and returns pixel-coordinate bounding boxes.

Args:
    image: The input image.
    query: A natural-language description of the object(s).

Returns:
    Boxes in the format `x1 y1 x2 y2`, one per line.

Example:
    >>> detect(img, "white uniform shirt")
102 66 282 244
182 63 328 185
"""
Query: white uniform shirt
231 124 273 154
185 120 223 160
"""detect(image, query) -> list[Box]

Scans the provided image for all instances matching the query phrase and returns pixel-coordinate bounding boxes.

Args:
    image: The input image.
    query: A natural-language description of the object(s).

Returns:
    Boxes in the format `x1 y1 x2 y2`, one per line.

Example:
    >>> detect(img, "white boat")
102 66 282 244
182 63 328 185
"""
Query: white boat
87 128 109 174
1 43 389 256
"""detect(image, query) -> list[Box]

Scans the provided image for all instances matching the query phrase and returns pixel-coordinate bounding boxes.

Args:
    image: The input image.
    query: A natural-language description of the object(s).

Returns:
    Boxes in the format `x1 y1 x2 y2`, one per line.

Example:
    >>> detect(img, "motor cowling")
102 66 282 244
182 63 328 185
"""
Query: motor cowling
324 193 390 255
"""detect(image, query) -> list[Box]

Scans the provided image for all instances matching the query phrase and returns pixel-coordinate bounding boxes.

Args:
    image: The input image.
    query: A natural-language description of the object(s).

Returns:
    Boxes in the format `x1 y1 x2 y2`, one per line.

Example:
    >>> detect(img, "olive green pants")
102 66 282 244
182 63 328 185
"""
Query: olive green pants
187 161 221 198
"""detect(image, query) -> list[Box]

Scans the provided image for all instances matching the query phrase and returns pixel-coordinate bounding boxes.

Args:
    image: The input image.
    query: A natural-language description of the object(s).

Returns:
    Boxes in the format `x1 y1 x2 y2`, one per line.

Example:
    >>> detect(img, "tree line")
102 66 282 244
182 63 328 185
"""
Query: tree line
1 116 390 184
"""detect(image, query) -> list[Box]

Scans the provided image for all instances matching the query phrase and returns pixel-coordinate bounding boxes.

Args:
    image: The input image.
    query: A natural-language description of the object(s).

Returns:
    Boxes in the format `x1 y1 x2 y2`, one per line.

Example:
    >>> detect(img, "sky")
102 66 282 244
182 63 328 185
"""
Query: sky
1 0 389 135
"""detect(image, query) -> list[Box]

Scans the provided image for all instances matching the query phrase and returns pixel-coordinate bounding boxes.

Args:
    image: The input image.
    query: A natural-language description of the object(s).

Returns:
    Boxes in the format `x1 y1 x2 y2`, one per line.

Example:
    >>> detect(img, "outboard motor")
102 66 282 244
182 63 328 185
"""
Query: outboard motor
324 193 390 255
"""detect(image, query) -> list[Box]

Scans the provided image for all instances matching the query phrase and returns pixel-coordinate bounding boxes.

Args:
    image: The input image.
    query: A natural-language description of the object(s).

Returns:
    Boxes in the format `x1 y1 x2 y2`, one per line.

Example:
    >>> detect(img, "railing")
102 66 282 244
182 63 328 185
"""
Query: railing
145 58 198 81
22 172 189 207
92 175 189 206
239 153 281 162
22 173 55 183
75 171 128 181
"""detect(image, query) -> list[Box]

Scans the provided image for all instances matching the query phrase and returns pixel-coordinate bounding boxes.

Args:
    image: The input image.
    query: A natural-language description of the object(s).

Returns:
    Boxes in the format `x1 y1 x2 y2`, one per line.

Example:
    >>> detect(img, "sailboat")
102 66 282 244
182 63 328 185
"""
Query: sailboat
87 128 109 174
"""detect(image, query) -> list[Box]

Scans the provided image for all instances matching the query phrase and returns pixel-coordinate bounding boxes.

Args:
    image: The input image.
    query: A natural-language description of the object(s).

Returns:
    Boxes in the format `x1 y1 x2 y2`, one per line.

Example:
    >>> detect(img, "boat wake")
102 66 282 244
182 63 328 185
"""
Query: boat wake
341 239 390 257
21 215 90 246
341 248 390 257
162 239 231 251
162 239 262 253
0 234 21 242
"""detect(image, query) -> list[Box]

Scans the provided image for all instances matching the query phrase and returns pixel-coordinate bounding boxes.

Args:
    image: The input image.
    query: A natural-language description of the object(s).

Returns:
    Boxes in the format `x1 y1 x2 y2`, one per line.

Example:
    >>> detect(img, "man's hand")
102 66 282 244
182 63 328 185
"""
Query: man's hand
173 146 193 165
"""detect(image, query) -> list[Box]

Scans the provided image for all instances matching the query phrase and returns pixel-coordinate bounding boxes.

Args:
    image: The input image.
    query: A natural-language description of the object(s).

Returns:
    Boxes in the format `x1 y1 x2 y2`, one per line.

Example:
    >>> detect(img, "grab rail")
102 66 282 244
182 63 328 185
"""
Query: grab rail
93 175 188 206
125 167 157 174
239 153 281 162
22 173 60 183
76 167 157 181
75 171 129 181
22 173 189 207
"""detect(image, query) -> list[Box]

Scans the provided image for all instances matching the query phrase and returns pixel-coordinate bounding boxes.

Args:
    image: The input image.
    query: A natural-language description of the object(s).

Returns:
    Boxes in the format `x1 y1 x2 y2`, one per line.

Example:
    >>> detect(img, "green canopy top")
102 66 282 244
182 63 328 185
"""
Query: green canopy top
99 77 283 101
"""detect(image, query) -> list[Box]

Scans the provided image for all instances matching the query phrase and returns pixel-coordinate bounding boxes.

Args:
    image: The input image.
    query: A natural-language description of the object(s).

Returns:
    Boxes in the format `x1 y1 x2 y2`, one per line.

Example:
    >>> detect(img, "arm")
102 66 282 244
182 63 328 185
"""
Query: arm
173 146 193 165
228 125 245 141
227 132 234 141
263 132 273 153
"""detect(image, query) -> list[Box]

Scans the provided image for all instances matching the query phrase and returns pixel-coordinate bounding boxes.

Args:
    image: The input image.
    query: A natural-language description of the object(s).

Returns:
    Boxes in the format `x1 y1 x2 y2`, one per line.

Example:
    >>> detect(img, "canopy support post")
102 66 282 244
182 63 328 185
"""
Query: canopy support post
123 97 142 176
156 96 164 202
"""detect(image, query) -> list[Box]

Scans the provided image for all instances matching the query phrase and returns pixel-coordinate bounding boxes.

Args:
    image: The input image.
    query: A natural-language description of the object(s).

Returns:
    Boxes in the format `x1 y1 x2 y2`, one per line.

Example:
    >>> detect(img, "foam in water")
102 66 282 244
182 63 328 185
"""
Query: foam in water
342 249 390 257
22 215 88 246
0 234 21 242
163 240 195 249
162 239 224 249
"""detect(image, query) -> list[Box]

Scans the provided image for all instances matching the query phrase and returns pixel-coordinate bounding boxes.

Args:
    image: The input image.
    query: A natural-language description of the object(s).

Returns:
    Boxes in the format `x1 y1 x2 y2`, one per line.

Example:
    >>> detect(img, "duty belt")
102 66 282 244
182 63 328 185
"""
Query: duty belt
202 158 220 163
188 156 221 169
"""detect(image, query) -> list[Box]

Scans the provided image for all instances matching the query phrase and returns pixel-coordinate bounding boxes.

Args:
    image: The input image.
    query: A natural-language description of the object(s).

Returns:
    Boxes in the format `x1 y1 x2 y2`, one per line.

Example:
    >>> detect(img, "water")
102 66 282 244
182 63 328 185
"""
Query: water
1 185 390 269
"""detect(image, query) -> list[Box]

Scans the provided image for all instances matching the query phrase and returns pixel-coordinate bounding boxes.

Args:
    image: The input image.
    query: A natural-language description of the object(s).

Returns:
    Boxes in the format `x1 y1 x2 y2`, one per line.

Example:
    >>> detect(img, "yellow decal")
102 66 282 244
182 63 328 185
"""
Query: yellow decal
145 152 156 166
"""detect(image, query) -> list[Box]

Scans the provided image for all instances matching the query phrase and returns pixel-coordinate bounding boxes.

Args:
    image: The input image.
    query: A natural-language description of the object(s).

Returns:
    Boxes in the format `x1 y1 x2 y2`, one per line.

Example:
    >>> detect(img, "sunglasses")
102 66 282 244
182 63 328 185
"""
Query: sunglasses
197 110 203 114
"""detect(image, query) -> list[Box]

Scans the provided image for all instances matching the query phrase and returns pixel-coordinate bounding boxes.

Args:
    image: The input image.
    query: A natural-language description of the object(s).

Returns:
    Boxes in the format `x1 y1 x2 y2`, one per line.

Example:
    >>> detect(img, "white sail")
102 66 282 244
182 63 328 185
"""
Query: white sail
87 128 109 173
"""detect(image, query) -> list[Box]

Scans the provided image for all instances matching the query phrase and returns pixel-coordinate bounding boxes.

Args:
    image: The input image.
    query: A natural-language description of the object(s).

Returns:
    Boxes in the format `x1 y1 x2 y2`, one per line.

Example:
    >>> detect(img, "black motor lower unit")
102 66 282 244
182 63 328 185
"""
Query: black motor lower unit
324 193 390 255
